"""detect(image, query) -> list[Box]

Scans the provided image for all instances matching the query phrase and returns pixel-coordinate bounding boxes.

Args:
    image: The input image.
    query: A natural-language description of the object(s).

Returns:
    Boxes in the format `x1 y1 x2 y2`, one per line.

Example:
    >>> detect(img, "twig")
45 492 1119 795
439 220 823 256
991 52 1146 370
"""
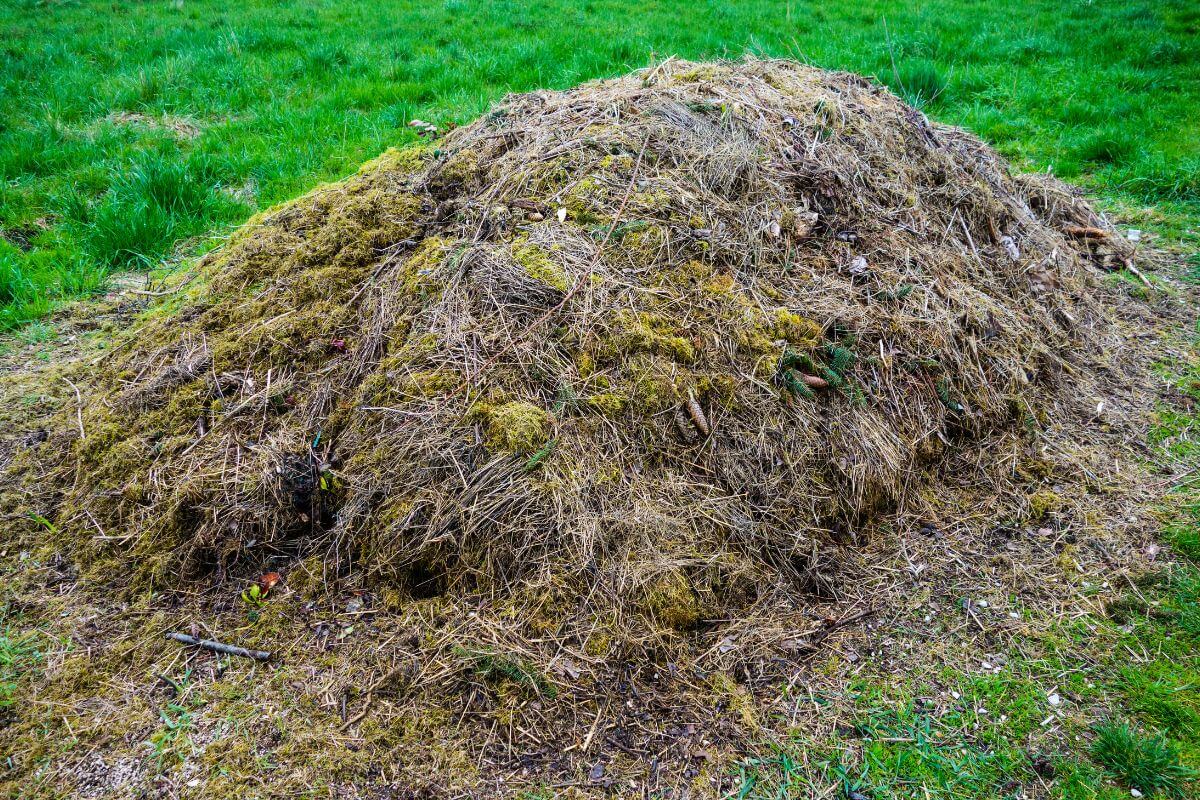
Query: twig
340 667 402 731
165 631 271 661
1123 258 1153 288
1061 225 1109 239
806 607 877 651
63 377 85 440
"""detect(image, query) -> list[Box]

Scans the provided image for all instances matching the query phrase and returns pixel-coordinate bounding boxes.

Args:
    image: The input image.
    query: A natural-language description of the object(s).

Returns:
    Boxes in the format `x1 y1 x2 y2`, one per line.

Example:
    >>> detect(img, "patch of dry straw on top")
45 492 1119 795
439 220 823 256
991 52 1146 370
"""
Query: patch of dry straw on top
7 57 1145 651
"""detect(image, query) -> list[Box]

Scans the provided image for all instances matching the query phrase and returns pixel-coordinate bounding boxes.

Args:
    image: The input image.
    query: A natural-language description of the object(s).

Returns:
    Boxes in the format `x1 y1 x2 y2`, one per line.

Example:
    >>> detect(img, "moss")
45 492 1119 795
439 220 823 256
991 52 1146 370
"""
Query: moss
707 671 760 730
771 309 823 343
607 310 696 364
643 572 701 631
695 374 738 406
365 144 434 174
624 355 679 413
575 350 597 379
599 153 634 171
430 146 483 191
511 240 570 292
735 326 778 359
675 64 720 83
585 391 627 416
703 273 737 296
630 189 672 212
297 188 422 272
1017 455 1056 481
1027 489 1065 521
619 224 668 261
399 236 451 293
584 630 613 657
473 400 551 453
562 175 606 223
285 555 328 599
396 368 460 399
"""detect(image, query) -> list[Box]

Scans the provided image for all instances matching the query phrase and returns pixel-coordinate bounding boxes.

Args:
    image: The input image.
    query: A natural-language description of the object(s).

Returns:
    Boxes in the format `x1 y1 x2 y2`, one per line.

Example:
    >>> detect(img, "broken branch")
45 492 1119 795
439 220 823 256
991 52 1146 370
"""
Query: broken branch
165 631 272 661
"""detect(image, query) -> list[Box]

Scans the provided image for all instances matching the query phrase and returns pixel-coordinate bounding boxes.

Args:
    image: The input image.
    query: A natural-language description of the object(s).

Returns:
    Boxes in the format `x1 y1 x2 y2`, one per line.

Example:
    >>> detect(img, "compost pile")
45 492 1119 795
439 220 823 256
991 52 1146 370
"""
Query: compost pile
10 59 1138 650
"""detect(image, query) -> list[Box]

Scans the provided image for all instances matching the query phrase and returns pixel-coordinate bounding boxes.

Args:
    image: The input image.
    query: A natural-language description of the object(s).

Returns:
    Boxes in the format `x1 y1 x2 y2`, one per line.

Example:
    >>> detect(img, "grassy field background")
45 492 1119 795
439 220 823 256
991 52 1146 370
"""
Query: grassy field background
1 0 1198 330
1 1 1199 797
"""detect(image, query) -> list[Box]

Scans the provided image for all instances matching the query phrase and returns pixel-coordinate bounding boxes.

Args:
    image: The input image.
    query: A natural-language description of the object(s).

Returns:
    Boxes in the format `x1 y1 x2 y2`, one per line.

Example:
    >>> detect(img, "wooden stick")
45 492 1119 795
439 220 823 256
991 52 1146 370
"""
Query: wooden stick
1124 258 1153 288
1062 225 1109 239
165 631 271 661
340 667 402 731
63 377 85 440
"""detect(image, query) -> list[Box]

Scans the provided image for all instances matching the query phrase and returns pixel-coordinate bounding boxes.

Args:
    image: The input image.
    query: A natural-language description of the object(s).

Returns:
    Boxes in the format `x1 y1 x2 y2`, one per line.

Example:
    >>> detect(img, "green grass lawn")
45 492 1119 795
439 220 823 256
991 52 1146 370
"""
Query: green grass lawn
1 0 1198 329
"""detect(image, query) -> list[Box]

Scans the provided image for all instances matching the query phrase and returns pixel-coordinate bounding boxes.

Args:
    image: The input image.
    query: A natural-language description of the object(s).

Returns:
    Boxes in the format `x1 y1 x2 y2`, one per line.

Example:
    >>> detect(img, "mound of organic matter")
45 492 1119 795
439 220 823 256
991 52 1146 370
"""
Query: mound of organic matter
8 58 1141 651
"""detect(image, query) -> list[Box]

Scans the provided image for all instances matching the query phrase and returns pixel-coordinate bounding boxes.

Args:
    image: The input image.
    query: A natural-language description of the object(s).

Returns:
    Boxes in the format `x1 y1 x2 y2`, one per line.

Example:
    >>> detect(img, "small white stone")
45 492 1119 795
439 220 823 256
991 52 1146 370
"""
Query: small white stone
1048 693 1062 706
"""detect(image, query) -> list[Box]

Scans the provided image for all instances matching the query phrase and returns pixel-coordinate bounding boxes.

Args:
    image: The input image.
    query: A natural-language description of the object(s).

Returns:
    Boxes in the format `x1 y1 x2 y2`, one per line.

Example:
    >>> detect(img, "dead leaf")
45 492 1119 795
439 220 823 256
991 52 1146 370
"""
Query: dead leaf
259 571 281 593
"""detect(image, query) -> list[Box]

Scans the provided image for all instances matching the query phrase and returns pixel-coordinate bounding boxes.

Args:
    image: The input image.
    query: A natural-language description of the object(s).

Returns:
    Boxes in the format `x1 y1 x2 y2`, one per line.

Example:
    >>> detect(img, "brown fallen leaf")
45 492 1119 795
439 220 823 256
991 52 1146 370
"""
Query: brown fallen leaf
259 571 282 593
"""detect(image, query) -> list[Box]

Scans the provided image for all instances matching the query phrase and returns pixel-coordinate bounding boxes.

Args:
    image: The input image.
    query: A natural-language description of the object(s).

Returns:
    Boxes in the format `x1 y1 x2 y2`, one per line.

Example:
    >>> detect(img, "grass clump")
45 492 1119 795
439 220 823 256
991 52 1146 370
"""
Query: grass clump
76 153 227 270
1090 721 1197 798
892 59 948 108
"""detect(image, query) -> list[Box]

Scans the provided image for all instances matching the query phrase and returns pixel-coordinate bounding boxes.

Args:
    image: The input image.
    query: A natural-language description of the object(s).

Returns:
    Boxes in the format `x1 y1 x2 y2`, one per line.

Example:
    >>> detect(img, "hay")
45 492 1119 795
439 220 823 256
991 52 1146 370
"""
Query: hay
8 58 1141 653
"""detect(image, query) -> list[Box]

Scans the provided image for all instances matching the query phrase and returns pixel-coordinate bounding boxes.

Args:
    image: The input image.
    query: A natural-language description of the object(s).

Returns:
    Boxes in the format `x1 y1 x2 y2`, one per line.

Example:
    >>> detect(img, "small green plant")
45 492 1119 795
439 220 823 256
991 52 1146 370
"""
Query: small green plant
873 283 914 301
779 368 815 399
523 437 557 472
936 377 964 413
241 583 266 608
454 646 557 698
0 626 41 709
1090 721 1197 798
149 700 195 767
778 343 862 402
148 670 196 768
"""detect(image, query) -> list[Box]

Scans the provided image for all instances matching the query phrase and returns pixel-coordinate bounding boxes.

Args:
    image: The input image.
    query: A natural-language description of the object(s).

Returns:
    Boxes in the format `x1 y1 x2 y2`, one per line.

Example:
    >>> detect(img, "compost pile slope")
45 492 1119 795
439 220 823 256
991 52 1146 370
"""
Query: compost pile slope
12 59 1137 642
